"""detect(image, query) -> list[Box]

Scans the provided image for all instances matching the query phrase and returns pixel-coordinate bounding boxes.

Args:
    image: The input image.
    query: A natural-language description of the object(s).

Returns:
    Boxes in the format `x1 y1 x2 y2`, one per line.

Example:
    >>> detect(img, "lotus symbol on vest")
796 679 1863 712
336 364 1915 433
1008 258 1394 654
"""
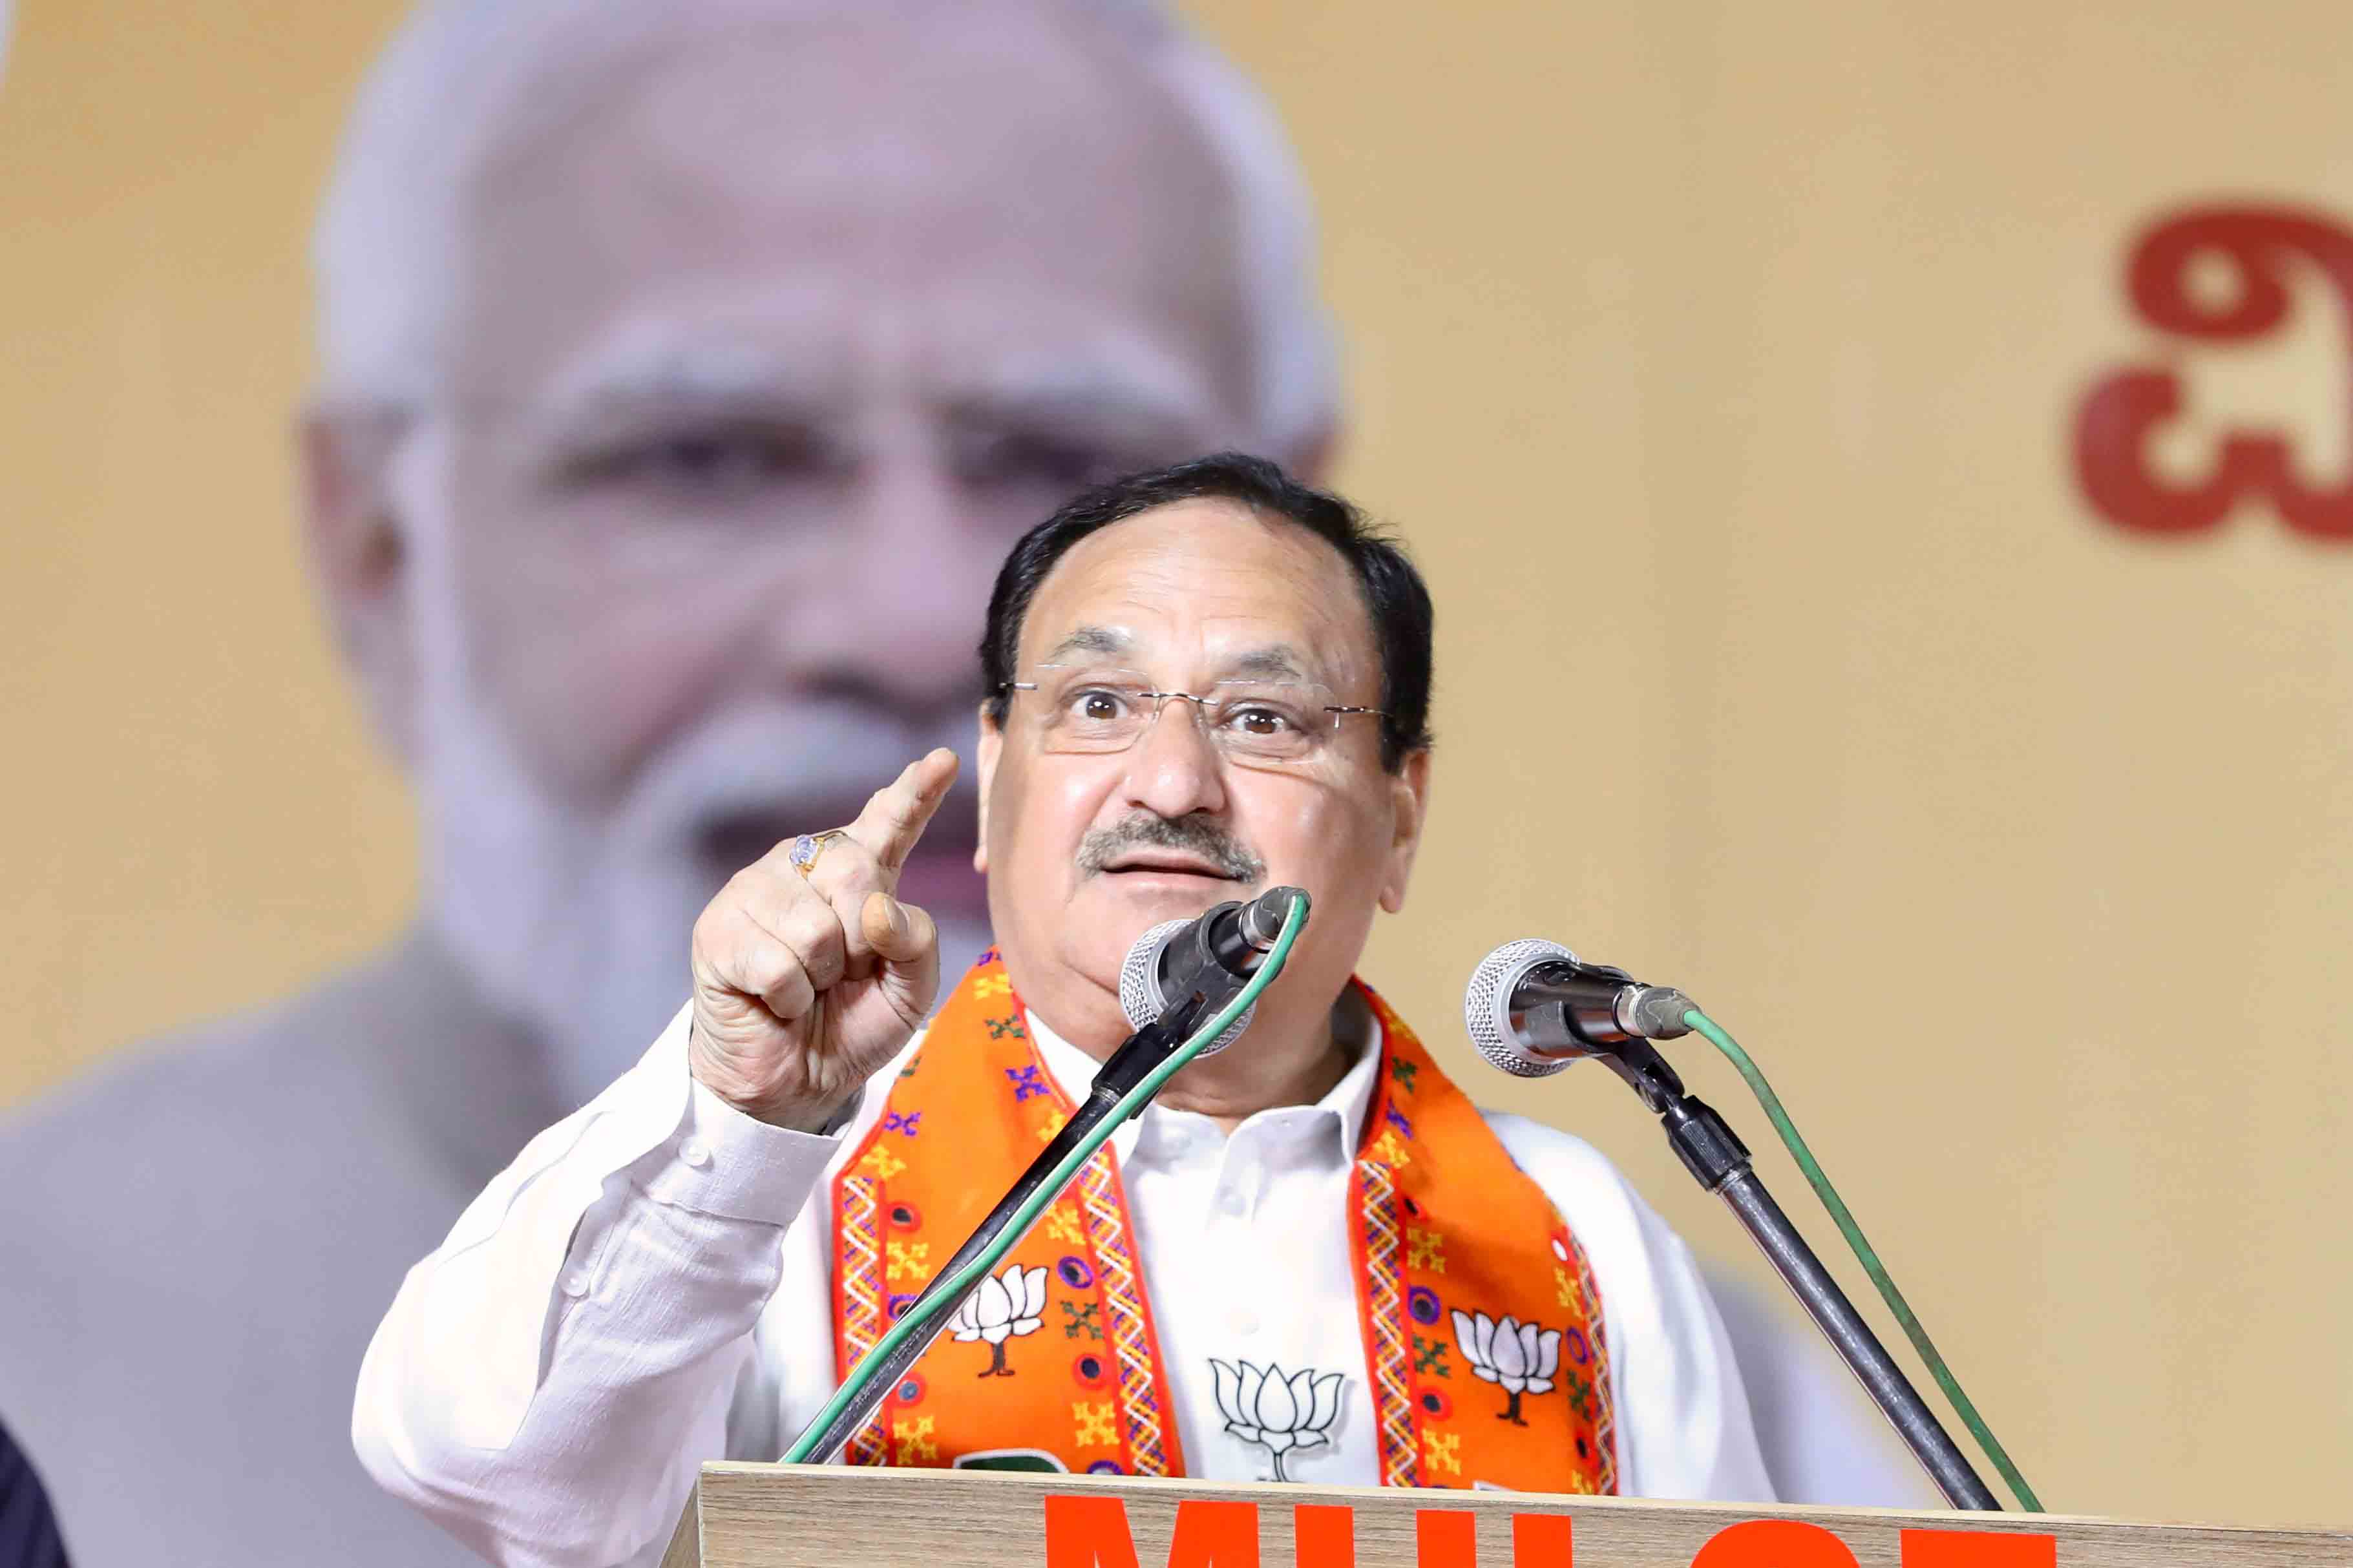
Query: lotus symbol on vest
1452 1310 1561 1426
950 1263 1047 1377
1209 1359 1344 1482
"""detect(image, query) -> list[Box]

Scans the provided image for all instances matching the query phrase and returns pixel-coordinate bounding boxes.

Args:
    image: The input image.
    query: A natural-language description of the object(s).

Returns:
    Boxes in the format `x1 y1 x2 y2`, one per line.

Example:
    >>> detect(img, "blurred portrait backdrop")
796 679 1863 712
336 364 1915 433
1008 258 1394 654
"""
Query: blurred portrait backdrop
2 1 2348 1563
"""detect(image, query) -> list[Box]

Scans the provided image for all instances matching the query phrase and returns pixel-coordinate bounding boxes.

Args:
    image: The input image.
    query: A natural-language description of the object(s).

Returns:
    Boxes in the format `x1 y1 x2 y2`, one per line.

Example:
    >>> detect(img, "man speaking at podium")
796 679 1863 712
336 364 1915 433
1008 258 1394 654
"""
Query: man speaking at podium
356 455 1773 1565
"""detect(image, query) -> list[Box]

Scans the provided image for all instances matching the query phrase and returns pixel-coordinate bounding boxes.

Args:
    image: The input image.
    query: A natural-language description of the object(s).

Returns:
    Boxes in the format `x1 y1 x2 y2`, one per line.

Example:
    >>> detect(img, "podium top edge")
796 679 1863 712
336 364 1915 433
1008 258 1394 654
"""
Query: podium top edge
693 1462 2353 1542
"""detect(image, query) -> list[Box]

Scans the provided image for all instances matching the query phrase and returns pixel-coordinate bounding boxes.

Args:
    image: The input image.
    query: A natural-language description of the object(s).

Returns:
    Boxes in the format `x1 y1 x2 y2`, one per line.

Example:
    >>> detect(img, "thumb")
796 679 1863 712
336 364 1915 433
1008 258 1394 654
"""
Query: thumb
861 891 938 967
861 892 941 1022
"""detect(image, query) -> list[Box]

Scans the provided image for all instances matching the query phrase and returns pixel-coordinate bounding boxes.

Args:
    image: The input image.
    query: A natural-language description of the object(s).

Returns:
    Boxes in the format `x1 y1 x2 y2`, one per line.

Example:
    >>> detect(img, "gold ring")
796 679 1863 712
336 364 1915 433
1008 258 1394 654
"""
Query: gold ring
786 830 849 879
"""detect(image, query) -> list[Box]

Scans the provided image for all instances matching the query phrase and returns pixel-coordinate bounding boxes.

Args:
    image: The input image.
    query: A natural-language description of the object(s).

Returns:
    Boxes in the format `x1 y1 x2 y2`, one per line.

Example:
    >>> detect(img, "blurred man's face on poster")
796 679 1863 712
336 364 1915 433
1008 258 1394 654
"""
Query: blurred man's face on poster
364 12 1279 1102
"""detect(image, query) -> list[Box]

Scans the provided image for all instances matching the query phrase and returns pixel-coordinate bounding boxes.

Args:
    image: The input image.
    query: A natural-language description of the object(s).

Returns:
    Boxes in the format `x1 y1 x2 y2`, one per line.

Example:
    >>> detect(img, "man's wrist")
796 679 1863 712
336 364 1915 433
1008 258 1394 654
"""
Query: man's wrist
687 1022 861 1134
761 1088 861 1137
700 1074 860 1135
700 1080 860 1136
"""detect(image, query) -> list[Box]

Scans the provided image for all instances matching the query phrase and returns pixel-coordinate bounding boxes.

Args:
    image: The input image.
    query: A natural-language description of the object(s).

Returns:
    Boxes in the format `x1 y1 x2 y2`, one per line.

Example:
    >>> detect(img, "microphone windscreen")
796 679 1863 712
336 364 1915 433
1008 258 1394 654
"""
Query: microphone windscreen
1118 917 1252 1056
1462 937 1580 1078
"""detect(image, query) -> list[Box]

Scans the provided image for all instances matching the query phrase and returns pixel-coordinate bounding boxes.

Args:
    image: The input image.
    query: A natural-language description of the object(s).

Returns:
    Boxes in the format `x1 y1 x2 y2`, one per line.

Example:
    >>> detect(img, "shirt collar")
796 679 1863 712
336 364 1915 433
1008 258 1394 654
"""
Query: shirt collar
1025 985 1385 1166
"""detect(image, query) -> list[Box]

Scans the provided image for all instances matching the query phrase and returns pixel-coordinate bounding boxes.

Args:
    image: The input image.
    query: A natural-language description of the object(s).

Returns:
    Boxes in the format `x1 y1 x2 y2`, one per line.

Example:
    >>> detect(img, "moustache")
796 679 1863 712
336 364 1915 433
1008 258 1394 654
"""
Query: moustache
1075 813 1267 882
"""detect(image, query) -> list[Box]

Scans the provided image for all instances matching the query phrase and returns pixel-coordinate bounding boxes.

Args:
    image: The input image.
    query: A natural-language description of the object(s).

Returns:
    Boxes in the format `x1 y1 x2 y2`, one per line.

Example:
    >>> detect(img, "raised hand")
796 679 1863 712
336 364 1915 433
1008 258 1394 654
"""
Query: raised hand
686 747 960 1129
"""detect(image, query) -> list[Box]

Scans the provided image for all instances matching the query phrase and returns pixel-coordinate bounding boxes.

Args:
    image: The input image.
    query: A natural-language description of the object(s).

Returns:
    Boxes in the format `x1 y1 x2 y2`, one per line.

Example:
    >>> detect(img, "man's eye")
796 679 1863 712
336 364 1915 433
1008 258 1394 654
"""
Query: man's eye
560 425 830 496
960 432 1129 492
1070 690 1129 722
1225 706 1292 736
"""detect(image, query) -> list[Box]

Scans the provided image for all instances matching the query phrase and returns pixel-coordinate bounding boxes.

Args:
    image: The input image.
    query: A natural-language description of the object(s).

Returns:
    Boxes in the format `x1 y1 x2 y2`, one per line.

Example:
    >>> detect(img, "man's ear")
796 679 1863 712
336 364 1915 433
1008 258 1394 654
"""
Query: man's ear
973 704 1004 873
299 401 417 765
1377 747 1431 915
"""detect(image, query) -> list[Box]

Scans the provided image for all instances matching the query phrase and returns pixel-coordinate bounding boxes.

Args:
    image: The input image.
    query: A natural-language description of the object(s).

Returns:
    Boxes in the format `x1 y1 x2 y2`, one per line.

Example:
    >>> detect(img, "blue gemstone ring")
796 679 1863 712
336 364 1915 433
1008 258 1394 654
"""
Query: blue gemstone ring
786 830 849 879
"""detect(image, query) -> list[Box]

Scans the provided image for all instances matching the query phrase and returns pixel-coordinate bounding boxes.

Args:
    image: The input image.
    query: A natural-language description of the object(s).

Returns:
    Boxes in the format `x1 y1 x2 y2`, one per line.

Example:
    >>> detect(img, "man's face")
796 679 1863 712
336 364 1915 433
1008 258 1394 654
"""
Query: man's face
975 500 1429 1058
376 12 1264 1098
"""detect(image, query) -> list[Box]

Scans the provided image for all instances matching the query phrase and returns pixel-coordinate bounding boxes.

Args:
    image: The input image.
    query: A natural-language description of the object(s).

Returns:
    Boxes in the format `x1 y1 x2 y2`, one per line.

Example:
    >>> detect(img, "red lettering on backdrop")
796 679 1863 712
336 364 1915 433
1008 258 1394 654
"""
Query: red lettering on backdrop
1899 1529 2057 1568
1417 1511 1479 1568
1688 1520 2060 1568
1046 1497 2056 1568
1382 1509 1576 1568
2073 204 2353 540
1294 1506 1357 1568
1689 1520 1859 1568
1512 1512 1574 1568
1044 1496 1259 1568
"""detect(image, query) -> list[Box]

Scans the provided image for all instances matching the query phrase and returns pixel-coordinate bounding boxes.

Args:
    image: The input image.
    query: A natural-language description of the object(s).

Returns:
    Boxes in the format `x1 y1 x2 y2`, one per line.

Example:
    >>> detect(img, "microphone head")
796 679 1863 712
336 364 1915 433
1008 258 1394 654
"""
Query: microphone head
1463 937 1581 1078
1119 918 1253 1056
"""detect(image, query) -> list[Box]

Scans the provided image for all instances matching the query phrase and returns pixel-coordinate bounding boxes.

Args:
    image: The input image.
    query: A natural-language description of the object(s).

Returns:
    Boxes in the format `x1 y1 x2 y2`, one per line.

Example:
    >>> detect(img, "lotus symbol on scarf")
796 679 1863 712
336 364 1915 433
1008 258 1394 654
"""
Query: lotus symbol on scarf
1451 1310 1561 1425
949 1262 1048 1377
1209 1359 1344 1482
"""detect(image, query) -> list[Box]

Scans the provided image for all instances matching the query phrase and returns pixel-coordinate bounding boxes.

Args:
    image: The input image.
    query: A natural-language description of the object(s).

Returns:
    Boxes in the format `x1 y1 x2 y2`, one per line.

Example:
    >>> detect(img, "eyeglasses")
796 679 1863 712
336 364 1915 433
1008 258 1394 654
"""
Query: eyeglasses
1000 664 1386 766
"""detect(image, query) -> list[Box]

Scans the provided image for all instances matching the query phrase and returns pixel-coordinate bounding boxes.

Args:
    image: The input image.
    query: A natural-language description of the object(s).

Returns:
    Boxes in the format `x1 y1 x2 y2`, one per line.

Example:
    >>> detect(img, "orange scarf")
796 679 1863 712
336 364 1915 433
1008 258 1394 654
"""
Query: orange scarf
830 950 1616 1493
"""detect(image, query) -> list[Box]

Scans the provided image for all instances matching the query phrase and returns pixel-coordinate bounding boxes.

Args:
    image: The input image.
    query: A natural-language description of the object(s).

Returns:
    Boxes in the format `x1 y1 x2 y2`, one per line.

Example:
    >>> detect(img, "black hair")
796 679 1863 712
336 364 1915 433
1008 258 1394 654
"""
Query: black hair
978 452 1433 771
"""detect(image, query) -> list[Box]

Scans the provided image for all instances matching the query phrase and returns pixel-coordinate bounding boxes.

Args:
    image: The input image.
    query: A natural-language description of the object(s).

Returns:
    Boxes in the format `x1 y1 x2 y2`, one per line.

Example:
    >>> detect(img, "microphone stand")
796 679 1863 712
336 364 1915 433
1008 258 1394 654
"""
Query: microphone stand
1598 1040 2003 1511
786 989 1218 1465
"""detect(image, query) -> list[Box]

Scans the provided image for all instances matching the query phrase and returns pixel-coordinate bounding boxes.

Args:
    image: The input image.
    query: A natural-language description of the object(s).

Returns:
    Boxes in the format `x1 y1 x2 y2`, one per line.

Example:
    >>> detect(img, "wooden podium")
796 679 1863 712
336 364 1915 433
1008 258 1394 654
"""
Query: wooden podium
659 1464 2350 1568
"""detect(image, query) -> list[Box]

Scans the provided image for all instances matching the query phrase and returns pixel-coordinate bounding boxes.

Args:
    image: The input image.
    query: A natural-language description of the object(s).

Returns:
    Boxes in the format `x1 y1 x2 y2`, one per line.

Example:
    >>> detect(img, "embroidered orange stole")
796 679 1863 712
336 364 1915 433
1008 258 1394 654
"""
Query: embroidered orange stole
829 949 1616 1493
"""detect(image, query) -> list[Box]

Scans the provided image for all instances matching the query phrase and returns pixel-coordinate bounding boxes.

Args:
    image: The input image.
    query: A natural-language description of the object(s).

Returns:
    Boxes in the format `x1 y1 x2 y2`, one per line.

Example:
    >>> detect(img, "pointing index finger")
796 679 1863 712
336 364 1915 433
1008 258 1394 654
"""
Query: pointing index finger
852 747 962 874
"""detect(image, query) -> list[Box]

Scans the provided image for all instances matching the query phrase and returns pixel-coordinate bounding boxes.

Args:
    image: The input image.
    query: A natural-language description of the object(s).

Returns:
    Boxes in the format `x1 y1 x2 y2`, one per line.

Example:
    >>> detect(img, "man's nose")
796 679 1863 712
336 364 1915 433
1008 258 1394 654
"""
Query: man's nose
767 459 993 713
1117 696 1230 822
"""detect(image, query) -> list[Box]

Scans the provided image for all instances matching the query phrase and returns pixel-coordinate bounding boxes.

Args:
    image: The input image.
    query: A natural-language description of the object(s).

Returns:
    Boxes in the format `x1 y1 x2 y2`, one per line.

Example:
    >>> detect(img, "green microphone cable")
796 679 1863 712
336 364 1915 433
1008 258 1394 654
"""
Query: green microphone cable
1682 1007 2044 1514
781 893 1311 1465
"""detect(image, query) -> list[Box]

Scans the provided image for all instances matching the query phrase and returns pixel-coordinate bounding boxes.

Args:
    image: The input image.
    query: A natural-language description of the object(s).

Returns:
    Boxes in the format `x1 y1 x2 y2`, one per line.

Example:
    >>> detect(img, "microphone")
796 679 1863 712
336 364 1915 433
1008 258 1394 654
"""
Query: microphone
790 889 1303 1468
1118 886 1304 1055
1462 938 1696 1078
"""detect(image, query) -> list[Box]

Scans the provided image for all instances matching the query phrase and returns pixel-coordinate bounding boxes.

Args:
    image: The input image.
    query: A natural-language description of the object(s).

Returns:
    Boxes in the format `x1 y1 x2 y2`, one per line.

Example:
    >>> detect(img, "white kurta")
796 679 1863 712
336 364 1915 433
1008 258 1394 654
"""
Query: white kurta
355 996 1775 1568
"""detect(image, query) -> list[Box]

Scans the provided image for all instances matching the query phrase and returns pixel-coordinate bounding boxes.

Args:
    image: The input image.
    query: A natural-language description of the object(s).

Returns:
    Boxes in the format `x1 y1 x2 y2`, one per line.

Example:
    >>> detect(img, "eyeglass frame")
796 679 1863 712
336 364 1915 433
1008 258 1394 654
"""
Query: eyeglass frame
997 663 1389 760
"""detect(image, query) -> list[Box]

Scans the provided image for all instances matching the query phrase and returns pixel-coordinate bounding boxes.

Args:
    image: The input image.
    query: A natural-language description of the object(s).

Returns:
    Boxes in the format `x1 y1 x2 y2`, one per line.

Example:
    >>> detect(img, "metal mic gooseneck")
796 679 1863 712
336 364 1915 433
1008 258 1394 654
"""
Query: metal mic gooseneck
784 891 1309 1467
1461 937 2004 1512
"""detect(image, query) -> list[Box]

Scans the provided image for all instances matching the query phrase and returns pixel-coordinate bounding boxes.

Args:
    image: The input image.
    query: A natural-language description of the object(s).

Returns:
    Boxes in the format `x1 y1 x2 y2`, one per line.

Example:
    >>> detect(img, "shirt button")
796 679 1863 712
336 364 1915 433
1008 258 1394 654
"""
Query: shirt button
1218 1189 1247 1218
680 1136 712 1169
1227 1306 1260 1336
560 1271 591 1299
